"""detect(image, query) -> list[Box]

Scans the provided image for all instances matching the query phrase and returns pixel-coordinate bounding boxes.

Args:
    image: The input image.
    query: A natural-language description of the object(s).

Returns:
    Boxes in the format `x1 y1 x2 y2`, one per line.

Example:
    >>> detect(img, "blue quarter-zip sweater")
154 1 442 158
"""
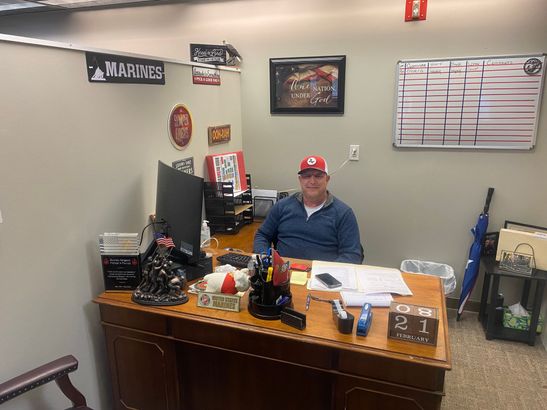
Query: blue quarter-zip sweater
253 192 362 264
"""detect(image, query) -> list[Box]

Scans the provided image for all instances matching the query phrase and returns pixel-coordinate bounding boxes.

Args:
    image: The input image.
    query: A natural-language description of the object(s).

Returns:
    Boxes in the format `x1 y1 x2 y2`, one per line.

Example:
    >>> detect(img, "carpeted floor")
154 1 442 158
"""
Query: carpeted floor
443 309 547 409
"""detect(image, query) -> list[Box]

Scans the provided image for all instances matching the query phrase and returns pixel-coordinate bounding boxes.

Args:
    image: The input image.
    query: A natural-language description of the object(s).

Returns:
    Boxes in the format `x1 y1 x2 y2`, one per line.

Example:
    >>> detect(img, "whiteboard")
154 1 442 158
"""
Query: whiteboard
393 54 545 149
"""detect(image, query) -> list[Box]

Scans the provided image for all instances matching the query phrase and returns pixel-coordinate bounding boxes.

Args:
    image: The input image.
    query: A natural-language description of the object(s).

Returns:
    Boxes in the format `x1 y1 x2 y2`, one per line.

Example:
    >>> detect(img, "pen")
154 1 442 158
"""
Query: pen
305 294 311 311
276 295 289 305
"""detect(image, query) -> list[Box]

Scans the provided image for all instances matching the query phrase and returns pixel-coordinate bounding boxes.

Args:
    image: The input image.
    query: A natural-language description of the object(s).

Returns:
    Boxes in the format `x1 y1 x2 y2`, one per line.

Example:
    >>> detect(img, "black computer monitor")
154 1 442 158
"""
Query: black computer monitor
155 160 203 265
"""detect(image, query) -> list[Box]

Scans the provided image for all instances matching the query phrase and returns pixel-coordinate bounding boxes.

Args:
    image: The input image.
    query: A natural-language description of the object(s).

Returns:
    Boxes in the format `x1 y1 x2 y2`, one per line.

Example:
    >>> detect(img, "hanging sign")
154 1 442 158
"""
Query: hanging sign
172 157 195 175
192 66 221 85
208 125 231 145
190 44 227 65
168 104 193 150
86 52 165 84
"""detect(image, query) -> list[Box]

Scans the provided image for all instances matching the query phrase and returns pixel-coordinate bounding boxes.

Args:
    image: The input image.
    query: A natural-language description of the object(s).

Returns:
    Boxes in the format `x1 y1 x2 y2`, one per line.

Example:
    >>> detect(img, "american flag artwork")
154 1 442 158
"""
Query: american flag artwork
155 233 175 248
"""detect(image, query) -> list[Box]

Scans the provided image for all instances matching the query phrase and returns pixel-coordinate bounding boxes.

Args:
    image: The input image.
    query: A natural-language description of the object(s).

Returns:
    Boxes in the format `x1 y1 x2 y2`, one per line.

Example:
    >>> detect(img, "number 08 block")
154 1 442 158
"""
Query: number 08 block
388 302 439 346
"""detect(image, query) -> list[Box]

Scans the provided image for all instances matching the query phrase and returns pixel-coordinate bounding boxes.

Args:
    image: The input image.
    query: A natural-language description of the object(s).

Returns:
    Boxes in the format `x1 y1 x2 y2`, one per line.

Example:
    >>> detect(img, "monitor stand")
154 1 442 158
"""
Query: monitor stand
141 241 212 282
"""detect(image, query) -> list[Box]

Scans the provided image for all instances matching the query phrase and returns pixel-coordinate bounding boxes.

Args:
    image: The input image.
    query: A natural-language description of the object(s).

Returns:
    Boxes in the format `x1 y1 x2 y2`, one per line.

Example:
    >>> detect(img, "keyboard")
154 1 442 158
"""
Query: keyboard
216 252 253 269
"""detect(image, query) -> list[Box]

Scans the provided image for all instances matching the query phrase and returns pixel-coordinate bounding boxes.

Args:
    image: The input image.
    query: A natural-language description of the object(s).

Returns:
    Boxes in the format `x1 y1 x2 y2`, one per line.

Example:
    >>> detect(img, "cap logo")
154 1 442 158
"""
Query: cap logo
307 157 317 166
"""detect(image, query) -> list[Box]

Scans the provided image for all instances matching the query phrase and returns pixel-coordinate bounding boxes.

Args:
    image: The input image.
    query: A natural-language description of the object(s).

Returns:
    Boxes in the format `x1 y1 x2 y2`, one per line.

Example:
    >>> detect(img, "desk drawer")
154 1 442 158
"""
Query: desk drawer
170 317 333 370
338 350 445 392
100 305 169 335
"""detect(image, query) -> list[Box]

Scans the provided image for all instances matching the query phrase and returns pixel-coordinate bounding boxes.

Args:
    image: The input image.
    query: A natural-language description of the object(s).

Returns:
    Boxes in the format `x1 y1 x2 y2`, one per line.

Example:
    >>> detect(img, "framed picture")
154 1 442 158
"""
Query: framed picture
504 220 547 235
482 232 499 257
270 55 346 114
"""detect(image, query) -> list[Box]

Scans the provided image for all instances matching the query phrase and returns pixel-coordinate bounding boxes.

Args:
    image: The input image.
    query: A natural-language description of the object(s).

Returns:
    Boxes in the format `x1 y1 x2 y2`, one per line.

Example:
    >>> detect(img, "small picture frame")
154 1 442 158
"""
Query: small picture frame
504 220 547 235
482 232 499 257
499 250 534 275
269 55 346 114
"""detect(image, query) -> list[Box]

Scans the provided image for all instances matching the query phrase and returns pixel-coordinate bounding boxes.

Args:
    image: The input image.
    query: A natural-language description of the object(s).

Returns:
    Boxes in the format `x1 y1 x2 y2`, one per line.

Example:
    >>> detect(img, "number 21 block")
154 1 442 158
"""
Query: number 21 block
388 302 439 346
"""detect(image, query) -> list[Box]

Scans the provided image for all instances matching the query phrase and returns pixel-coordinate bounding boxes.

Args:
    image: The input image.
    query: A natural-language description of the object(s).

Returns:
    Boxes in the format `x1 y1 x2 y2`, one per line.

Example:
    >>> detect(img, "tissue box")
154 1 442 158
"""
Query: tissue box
503 308 544 334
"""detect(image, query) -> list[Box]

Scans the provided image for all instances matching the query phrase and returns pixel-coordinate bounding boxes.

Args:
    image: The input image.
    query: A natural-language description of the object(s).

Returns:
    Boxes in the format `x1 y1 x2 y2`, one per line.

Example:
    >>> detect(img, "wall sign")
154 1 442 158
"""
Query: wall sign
208 125 231 145
86 52 165 85
168 104 193 150
270 55 346 114
190 44 227 65
192 66 221 85
172 157 195 175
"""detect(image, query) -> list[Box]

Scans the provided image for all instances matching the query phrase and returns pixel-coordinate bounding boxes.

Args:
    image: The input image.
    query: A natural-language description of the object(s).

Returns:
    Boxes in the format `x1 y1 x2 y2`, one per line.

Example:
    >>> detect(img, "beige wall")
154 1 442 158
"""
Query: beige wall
0 37 242 409
0 0 546 405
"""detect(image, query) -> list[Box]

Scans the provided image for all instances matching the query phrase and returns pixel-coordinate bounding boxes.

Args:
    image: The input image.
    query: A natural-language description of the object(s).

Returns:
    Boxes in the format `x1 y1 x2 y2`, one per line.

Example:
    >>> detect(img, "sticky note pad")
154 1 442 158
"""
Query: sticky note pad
290 270 308 286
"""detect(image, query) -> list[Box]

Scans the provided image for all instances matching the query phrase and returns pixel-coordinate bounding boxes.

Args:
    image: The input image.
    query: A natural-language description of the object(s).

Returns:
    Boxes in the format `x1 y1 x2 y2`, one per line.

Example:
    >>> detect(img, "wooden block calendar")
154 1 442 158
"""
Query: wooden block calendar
388 302 439 346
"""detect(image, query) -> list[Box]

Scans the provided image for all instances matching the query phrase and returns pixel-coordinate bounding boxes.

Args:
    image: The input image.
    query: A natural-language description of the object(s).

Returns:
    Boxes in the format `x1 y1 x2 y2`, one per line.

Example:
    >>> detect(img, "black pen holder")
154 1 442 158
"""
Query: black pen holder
248 270 292 320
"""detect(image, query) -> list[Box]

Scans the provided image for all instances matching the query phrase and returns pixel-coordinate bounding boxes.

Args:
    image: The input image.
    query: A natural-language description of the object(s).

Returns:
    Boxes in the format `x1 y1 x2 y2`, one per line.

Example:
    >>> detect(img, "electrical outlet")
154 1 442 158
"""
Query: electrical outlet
349 145 360 161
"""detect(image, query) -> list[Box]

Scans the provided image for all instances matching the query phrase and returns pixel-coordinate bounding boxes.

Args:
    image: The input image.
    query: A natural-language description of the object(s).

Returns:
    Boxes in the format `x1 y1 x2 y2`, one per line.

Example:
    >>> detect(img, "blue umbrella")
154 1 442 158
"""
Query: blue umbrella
457 188 494 320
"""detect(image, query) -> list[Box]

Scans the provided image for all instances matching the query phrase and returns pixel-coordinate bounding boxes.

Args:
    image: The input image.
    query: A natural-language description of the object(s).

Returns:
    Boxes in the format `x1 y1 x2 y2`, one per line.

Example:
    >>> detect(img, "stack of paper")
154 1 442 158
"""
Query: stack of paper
99 233 140 256
308 260 413 304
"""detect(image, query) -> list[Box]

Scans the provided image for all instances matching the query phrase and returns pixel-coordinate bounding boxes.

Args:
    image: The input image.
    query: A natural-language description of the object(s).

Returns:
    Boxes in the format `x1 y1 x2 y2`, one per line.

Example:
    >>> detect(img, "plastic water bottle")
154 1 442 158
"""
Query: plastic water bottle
200 220 210 248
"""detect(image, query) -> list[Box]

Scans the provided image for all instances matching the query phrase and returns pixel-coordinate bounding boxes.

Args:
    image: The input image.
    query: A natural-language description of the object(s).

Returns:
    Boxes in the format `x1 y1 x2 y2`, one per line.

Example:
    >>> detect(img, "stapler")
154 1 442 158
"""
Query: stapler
356 303 373 337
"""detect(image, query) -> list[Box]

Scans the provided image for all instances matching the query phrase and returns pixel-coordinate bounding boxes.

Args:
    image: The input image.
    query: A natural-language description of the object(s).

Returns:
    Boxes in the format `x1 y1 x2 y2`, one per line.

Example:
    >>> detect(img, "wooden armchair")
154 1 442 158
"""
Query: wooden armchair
0 355 92 409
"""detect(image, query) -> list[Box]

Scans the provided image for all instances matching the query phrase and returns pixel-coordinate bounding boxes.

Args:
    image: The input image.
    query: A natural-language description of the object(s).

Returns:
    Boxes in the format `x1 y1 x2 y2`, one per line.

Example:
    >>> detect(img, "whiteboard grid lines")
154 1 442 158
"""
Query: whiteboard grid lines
394 54 545 149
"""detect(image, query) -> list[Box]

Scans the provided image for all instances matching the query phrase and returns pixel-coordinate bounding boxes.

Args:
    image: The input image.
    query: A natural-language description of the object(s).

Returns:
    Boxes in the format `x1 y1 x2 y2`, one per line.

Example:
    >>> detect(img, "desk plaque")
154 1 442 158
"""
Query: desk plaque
388 302 438 346
197 292 240 312
102 255 141 291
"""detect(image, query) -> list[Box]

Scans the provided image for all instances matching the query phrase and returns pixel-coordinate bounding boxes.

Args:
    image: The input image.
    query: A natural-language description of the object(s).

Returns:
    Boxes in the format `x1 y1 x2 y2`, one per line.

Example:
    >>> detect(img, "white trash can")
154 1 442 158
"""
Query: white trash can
400 260 456 296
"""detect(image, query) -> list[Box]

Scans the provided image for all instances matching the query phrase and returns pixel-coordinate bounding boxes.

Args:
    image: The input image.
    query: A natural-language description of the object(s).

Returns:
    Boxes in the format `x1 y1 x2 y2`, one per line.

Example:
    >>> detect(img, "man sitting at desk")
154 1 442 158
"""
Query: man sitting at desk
253 155 362 264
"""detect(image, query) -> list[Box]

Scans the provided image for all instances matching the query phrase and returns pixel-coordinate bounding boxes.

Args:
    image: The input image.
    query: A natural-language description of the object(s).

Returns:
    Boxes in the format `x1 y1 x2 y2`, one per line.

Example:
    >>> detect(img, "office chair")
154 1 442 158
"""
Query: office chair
0 355 93 409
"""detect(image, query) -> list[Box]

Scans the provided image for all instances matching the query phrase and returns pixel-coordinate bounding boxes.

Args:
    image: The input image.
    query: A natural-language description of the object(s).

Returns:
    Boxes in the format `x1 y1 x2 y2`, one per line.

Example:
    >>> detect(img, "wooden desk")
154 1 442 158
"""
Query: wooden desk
95 258 451 410
211 220 261 253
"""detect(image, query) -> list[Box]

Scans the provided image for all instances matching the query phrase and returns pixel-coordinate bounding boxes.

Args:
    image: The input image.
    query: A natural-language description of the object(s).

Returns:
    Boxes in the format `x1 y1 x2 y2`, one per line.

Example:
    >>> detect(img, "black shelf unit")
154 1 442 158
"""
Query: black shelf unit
204 174 253 234
478 257 546 346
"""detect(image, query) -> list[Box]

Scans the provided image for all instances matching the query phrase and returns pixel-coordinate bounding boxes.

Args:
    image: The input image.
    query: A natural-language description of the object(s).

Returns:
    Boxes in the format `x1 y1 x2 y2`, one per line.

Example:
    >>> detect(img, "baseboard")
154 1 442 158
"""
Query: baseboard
446 297 480 312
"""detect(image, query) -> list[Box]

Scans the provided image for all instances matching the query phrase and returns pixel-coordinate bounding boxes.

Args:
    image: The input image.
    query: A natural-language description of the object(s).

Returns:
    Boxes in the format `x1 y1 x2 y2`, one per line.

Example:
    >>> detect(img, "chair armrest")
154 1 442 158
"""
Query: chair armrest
0 355 78 405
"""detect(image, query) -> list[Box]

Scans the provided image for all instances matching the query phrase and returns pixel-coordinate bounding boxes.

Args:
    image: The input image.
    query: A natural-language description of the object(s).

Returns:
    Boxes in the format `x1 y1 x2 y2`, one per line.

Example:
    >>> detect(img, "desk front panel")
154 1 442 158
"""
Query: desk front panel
97 271 449 366
96 269 450 409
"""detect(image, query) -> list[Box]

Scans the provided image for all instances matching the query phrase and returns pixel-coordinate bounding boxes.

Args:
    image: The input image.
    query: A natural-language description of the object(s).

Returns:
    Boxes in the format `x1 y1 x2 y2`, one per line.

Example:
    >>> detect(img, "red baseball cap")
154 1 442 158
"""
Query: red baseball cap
298 155 328 174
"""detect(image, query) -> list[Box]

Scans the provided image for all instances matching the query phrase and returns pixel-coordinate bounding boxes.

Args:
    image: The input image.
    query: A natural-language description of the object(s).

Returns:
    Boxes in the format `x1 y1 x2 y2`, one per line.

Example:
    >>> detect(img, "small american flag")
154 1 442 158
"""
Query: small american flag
155 233 175 248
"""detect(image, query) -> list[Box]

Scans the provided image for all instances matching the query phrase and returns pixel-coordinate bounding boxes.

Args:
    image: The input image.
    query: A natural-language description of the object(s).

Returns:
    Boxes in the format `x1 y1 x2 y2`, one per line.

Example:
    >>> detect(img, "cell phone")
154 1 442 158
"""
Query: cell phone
315 273 342 289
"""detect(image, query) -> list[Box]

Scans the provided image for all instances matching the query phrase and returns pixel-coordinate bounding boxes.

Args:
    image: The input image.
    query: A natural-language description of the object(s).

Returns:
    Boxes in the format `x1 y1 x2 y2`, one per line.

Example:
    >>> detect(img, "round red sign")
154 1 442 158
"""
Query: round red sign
168 104 193 150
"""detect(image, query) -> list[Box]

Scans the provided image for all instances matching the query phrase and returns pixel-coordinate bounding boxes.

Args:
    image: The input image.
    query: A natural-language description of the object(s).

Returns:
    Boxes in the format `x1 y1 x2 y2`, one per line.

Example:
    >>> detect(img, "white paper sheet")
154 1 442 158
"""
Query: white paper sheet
308 261 412 296
309 264 357 290
356 266 413 296
340 291 393 307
